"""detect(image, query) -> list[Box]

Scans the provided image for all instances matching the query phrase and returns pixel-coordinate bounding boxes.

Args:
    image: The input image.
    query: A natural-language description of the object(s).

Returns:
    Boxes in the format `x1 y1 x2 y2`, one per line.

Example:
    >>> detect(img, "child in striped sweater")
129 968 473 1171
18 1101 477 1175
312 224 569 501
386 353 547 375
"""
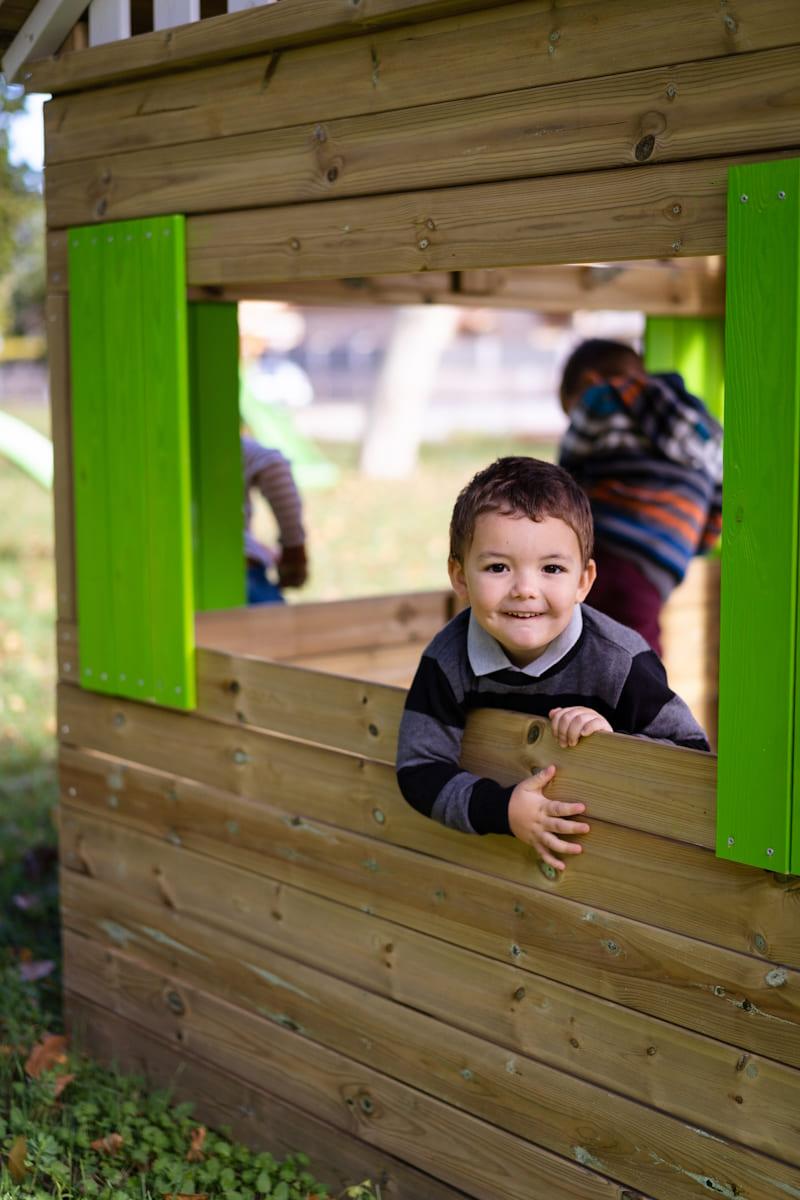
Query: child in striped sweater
558 339 722 654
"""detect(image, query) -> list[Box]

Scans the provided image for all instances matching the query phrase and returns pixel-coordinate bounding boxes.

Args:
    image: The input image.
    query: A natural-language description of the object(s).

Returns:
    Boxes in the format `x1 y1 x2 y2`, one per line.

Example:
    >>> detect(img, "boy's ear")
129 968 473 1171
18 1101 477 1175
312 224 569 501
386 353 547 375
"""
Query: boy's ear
448 557 469 600
577 558 596 603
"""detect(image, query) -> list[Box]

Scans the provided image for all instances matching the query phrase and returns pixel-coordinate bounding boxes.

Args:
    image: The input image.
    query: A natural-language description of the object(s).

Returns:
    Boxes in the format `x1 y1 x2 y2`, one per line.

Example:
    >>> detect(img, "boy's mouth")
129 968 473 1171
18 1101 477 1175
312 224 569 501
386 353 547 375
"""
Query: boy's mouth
503 610 545 619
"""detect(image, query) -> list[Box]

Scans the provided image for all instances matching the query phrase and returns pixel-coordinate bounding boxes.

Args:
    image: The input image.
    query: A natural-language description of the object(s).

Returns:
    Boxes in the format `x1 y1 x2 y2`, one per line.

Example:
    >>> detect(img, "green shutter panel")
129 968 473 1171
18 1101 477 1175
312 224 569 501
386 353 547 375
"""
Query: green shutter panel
68 215 196 710
644 316 724 422
188 302 246 612
718 160 800 872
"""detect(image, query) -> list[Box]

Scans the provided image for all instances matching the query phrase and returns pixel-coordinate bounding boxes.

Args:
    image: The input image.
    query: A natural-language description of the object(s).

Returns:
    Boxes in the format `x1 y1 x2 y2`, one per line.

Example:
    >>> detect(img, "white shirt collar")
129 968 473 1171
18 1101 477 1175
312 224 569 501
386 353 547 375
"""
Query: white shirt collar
467 604 583 677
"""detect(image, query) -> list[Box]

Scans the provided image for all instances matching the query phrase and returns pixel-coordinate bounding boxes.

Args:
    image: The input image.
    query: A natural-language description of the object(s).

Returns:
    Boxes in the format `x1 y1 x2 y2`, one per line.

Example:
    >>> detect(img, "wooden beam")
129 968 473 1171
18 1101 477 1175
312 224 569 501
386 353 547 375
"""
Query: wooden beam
1 0 87 83
23 0 521 92
42 44 800 228
179 154 779 286
39 1 800 167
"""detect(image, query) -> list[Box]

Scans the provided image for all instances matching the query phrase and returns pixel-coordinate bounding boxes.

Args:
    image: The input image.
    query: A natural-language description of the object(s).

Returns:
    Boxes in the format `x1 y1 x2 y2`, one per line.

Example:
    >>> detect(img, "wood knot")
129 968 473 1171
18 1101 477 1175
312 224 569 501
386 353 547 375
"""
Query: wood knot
634 134 655 162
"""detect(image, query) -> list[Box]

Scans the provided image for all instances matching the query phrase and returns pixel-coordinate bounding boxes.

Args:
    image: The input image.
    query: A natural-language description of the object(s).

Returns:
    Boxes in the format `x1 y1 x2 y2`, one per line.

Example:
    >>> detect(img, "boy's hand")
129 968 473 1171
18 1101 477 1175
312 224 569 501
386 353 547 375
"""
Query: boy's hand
549 706 612 748
508 765 590 871
278 543 308 588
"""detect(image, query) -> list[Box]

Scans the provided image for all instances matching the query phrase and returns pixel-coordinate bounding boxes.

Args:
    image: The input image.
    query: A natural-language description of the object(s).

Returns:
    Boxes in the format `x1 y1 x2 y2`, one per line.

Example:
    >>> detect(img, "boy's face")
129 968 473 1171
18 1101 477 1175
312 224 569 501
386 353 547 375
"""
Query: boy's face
449 510 595 668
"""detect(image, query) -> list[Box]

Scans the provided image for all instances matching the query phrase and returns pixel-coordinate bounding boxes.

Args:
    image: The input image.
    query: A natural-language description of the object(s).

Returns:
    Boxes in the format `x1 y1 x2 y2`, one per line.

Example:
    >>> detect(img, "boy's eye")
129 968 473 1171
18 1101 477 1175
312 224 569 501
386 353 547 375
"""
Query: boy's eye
543 563 566 574
485 563 508 574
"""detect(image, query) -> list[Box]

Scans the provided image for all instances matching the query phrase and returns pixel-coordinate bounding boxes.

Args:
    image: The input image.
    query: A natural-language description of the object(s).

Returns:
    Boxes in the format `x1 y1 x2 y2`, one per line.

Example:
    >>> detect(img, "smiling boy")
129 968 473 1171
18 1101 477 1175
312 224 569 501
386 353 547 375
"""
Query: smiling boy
396 457 709 870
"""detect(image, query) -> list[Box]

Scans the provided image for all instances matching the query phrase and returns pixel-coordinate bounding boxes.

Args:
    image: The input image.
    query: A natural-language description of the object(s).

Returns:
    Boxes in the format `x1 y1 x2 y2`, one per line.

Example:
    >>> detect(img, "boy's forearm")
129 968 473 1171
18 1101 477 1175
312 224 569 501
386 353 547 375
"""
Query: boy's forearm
396 760 514 835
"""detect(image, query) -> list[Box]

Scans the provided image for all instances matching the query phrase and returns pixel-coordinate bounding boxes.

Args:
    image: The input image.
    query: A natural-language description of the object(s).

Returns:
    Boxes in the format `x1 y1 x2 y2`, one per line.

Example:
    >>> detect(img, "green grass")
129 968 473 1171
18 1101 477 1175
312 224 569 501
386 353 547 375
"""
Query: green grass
0 402 551 1197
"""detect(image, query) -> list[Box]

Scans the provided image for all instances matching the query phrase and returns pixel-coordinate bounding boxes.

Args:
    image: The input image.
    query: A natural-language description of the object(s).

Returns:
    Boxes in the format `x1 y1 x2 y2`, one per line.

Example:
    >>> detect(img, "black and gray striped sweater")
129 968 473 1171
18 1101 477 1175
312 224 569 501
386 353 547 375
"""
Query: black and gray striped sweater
396 604 709 837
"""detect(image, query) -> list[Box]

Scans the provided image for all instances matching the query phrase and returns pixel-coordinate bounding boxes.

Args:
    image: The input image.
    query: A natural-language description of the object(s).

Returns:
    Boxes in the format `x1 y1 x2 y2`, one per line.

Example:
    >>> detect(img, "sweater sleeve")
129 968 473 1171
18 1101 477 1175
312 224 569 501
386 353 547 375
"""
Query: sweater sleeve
615 649 710 751
396 653 514 835
244 439 306 548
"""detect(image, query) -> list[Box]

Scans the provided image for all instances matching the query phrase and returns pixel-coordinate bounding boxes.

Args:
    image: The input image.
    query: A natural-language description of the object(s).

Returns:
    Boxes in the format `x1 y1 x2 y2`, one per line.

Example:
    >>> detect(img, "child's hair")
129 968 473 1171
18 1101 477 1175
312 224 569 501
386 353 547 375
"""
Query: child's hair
449 456 594 566
559 338 642 404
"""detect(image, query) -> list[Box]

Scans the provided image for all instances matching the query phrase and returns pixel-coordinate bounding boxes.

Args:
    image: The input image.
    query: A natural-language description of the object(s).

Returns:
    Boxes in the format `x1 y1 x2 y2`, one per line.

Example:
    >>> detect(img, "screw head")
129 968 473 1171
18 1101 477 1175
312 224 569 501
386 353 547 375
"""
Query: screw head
766 847 775 857
418 238 430 250
740 194 749 203
778 191 787 200
727 836 735 847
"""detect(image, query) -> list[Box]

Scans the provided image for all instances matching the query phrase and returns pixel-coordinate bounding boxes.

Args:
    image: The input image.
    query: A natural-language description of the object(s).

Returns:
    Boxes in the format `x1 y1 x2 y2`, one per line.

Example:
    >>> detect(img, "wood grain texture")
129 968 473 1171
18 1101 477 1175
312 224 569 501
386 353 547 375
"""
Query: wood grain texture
46 292 76 622
26 0 521 92
44 44 800 228
62 930 800 1199
28 0 800 98
58 742 797 969
182 153 791 285
58 679 715 846
40 3 800 165
195 588 450 658
65 991 473 1200
58 800 800 1067
61 865 800 1166
63 943 637 1200
62 873 800 1171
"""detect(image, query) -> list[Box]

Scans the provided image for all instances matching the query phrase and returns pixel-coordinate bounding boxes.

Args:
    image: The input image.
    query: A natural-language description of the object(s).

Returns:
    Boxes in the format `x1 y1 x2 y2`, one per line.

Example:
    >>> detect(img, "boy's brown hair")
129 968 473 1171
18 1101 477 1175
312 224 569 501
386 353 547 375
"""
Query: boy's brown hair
449 456 594 566
559 338 642 408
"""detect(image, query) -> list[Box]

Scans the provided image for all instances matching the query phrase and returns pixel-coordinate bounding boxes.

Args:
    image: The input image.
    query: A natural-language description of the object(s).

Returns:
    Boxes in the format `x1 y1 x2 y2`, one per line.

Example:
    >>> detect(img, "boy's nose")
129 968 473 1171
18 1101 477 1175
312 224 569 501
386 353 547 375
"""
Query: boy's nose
510 573 540 598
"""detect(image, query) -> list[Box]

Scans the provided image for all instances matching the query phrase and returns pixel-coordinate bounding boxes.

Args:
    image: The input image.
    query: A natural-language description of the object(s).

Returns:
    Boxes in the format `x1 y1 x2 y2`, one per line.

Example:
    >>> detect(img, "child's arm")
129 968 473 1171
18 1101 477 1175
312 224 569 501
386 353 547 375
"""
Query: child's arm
396 653 591 859
616 653 709 750
396 656 515 835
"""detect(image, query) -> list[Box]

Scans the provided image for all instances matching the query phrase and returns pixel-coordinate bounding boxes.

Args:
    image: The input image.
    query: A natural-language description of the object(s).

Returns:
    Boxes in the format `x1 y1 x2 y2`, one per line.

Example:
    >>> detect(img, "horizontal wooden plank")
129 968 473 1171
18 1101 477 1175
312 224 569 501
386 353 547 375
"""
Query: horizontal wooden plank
59 801 800 1067
195 588 450 658
65 989 473 1200
63 929 800 1199
181 152 794 285
187 259 725 316
26 0 518 92
60 676 716 848
62 865 800 1166
63 937 634 1200
40 0 800 167
57 742 793 969
44 43 800 229
27 0 800 104
64 873 800 1171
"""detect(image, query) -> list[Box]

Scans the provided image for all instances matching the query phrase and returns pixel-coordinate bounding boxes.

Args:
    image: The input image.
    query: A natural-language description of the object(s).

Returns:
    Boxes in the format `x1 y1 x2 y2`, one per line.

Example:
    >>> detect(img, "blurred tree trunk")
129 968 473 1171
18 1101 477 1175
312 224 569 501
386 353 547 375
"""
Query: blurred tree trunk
359 305 459 478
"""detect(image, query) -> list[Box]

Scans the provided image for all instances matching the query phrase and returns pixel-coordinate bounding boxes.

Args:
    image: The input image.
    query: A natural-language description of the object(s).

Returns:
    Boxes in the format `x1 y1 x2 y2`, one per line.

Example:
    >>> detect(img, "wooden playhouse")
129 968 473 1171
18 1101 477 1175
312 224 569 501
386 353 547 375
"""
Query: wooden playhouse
5 0 800 1195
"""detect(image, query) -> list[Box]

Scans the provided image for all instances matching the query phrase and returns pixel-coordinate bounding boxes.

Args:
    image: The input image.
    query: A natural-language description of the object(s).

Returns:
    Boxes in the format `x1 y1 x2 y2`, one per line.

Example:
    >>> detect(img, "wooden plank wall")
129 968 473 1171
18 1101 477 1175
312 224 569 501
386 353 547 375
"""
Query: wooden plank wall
57 622 800 1199
39 0 800 284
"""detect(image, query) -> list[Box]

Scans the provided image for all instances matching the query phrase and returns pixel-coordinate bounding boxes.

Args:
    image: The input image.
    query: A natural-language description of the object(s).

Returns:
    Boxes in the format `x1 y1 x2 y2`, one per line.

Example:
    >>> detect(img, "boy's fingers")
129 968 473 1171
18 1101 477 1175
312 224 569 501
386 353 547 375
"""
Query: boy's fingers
542 833 583 856
548 819 590 835
547 800 585 817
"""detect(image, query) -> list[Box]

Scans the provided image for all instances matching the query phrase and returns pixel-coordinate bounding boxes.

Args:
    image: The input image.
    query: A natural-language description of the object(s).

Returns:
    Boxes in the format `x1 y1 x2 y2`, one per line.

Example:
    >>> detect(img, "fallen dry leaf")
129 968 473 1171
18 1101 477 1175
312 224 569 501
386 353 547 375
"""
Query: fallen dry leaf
19 958 56 983
25 1033 68 1078
91 1132 125 1155
185 1125 206 1163
53 1071 76 1098
8 1135 28 1183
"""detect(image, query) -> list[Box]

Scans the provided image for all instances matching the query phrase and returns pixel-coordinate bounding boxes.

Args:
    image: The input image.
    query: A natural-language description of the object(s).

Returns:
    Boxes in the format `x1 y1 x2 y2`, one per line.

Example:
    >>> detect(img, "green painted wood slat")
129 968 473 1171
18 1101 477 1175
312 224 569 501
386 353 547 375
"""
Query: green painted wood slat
644 316 725 422
718 159 800 872
67 215 196 710
188 302 246 613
